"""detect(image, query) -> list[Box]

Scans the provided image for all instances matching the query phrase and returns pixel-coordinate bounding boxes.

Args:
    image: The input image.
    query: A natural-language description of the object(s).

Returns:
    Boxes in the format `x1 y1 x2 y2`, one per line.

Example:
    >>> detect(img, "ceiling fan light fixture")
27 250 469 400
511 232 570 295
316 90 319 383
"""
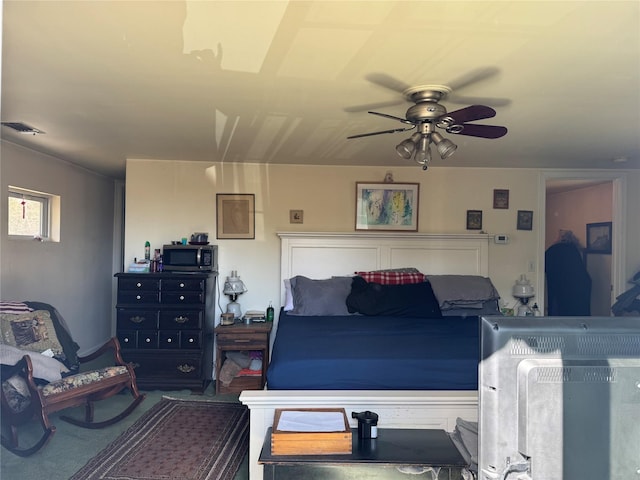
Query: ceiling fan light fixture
431 132 458 159
395 132 421 160
413 136 432 169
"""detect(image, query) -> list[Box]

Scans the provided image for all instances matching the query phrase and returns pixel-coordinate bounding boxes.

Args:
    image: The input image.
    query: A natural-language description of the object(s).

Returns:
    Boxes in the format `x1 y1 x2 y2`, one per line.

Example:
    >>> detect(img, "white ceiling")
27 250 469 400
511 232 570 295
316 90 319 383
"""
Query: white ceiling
1 1 639 180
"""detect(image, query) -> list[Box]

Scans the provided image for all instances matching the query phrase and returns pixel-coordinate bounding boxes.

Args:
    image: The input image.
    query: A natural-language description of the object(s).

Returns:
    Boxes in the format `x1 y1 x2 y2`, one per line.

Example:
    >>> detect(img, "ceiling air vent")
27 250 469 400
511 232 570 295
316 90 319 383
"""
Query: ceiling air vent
1 122 45 135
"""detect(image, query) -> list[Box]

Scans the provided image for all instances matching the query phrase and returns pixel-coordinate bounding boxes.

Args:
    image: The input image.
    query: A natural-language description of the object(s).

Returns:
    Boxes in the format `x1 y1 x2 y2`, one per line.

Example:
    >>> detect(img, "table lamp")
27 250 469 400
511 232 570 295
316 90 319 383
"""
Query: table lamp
512 274 535 316
223 270 247 319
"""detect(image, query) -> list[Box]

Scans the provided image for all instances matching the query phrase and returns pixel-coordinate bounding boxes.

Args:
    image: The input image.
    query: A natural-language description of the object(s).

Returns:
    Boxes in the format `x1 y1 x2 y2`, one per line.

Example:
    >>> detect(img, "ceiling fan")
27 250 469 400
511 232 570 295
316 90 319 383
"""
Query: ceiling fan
346 68 509 170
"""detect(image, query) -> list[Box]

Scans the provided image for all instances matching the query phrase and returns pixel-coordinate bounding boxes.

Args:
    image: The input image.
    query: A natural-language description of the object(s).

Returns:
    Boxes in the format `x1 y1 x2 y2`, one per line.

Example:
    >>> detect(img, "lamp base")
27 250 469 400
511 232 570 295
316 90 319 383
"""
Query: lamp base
227 302 242 319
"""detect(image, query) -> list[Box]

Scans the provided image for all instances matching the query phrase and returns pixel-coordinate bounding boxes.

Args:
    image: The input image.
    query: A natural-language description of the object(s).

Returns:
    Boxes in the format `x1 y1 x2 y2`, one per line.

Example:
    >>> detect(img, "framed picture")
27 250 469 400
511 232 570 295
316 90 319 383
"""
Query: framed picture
289 209 303 224
586 221 612 253
355 182 419 231
493 189 509 209
466 210 483 230
517 210 533 231
216 194 255 239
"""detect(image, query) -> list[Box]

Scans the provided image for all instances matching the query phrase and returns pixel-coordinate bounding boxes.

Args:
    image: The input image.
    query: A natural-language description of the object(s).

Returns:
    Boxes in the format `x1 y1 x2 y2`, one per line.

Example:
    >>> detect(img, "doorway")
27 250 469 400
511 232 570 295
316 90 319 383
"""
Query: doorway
538 171 627 316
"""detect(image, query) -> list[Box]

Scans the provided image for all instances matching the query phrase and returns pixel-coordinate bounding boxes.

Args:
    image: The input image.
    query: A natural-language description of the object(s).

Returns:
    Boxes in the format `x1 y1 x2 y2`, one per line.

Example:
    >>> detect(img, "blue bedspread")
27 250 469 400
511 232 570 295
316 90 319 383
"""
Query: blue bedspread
266 311 479 390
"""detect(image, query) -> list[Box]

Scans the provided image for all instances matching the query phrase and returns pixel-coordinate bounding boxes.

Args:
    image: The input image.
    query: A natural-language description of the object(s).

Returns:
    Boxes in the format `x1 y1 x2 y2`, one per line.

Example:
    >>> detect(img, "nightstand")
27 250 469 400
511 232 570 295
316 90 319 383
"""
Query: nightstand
215 322 272 394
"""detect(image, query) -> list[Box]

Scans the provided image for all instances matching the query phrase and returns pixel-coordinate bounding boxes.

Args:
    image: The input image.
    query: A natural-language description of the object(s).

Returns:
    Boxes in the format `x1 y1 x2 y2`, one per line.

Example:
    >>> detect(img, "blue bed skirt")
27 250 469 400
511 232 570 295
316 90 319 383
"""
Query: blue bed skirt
266 311 479 390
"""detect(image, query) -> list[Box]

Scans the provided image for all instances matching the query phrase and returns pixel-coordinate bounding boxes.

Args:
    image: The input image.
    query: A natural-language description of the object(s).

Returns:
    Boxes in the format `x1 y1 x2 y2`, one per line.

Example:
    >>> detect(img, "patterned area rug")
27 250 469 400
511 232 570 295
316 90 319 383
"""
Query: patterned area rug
70 398 249 480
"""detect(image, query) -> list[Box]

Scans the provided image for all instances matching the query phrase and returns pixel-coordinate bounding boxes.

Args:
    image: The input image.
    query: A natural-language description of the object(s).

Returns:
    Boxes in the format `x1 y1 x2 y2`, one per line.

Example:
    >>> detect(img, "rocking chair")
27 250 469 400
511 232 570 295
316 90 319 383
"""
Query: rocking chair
1 337 145 456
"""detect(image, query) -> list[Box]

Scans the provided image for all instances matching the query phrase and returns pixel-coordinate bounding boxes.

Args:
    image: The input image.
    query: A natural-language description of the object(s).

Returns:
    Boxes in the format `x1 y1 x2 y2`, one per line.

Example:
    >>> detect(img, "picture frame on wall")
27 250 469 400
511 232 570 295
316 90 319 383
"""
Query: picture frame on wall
517 210 533 231
355 182 419 231
586 221 612 254
493 189 509 209
466 210 483 230
216 193 255 239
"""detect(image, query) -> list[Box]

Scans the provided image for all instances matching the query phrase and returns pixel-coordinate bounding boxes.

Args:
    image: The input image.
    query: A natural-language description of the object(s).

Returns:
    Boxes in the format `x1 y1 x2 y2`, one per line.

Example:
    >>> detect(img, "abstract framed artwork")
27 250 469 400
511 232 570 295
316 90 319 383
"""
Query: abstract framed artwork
586 221 612 253
355 182 419 231
216 194 255 239
466 210 483 230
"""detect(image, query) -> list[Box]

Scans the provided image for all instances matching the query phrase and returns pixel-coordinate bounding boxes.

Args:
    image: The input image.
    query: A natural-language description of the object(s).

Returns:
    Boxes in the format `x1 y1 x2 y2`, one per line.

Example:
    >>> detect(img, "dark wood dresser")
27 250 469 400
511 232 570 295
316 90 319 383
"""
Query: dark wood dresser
115 272 216 392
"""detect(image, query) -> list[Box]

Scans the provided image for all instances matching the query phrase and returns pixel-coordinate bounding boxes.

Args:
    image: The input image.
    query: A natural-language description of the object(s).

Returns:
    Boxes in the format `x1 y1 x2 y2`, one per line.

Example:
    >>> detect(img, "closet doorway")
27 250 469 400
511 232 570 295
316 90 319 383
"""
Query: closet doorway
540 172 627 317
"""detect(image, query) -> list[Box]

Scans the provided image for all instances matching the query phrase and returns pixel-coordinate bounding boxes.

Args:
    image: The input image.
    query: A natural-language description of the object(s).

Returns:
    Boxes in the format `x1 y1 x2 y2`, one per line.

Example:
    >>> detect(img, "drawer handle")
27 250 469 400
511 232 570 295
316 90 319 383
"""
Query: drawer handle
188 338 195 343
130 316 145 324
179 282 185 288
166 338 173 343
136 282 142 288
234 339 251 343
136 295 142 300
145 337 152 343
174 315 189 324
179 295 185 301
123 337 130 343
177 364 196 373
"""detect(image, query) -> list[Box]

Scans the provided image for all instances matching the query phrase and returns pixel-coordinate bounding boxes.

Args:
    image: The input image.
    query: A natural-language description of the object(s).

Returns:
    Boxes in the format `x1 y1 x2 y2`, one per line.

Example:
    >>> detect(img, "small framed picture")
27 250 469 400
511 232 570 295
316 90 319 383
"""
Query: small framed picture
289 209 303 224
517 210 533 231
493 189 509 209
216 193 255 239
466 210 483 230
586 221 612 253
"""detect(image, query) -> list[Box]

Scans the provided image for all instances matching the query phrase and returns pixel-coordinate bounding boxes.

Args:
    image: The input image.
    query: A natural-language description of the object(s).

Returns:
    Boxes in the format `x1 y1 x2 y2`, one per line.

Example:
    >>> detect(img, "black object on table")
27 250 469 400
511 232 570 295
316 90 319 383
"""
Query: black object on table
259 427 467 479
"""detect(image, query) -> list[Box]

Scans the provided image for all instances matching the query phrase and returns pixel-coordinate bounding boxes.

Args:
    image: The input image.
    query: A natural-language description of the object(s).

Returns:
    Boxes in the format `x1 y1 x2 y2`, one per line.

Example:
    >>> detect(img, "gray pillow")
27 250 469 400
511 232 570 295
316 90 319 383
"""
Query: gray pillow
289 276 352 316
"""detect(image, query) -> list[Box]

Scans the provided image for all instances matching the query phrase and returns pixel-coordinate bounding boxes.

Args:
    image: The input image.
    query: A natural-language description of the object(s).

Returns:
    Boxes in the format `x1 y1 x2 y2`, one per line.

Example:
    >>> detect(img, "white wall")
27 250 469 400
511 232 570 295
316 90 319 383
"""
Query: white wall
125 160 550 318
0 141 117 353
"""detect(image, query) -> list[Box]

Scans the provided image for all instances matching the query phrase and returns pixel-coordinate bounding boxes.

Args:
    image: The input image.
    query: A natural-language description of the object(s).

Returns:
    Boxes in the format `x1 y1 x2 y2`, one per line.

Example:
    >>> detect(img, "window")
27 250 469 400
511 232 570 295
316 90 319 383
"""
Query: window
8 186 56 240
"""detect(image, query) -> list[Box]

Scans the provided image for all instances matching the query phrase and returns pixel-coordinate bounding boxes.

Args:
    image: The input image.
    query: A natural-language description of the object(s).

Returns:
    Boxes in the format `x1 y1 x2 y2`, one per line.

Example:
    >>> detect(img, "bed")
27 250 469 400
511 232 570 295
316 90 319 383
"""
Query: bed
239 232 496 480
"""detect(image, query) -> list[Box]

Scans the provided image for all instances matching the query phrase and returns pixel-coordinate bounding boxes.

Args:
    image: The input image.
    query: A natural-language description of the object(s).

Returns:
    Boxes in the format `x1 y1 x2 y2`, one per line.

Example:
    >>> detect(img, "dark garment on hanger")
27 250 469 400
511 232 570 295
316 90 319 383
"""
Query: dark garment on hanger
545 242 592 315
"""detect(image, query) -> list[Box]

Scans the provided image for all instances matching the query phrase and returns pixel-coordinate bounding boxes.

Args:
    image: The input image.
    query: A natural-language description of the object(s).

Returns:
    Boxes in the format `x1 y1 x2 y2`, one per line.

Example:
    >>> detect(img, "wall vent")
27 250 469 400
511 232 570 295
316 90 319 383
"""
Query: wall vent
1 122 45 135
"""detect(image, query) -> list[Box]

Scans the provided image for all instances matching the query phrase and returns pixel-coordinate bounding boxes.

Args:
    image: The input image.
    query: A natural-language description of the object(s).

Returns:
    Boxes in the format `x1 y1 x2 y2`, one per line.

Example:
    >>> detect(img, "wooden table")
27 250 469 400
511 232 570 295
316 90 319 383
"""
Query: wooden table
258 427 467 479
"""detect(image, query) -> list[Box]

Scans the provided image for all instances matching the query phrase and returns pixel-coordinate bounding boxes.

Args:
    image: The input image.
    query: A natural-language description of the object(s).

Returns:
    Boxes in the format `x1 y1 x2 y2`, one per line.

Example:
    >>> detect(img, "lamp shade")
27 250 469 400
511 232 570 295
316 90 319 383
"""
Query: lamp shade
223 271 247 296
512 274 534 299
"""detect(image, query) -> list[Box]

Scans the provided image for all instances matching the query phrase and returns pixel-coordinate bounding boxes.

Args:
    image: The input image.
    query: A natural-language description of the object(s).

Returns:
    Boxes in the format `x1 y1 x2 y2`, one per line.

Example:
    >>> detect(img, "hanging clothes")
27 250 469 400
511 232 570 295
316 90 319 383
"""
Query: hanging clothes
545 236 592 316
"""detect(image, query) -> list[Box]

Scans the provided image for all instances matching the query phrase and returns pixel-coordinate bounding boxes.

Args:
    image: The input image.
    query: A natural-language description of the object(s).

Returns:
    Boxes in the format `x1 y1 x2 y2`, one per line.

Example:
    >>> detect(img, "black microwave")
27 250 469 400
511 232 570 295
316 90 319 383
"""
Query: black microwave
162 244 217 272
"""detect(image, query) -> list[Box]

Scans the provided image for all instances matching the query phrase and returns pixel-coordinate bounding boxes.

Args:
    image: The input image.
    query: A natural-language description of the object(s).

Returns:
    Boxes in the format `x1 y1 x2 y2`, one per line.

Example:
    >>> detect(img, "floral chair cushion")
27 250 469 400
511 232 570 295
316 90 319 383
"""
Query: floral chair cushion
2 365 129 413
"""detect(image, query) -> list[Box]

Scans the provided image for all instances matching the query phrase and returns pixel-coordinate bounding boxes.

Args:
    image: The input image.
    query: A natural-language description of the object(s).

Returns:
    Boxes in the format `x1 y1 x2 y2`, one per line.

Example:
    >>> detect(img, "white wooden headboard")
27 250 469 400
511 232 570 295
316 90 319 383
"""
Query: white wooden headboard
279 231 489 295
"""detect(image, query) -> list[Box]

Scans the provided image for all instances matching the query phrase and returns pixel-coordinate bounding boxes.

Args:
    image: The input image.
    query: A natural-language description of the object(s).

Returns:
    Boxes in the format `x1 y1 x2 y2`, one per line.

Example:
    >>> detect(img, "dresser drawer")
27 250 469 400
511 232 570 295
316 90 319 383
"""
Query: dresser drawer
118 291 160 304
162 278 204 292
159 310 202 330
118 277 161 291
216 332 268 347
126 353 203 379
181 331 202 349
137 331 158 349
117 309 159 329
161 292 203 305
117 331 137 349
159 331 180 349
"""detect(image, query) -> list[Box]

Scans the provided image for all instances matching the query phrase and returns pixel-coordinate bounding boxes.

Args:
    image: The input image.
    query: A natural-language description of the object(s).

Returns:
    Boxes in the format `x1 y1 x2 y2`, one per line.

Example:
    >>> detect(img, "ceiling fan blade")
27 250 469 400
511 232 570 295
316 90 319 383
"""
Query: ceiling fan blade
347 126 415 139
446 93 511 107
451 123 508 139
368 111 414 125
344 99 404 113
446 66 500 92
365 73 412 94
445 105 496 124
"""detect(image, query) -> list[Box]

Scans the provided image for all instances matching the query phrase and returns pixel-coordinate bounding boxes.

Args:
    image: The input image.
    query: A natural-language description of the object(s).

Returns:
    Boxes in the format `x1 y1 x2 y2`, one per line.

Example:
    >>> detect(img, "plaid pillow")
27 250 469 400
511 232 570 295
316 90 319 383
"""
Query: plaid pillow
355 271 425 285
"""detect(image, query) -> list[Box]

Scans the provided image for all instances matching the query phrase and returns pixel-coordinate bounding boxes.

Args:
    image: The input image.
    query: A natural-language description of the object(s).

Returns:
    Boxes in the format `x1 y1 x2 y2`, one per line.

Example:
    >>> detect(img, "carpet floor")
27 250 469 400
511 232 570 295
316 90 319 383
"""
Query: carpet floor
70 397 248 480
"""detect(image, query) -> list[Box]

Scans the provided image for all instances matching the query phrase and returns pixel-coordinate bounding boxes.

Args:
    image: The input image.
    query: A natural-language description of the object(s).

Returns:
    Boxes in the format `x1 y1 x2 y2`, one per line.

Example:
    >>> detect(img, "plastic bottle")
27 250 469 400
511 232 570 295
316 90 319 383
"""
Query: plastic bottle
266 301 274 322
144 241 151 260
